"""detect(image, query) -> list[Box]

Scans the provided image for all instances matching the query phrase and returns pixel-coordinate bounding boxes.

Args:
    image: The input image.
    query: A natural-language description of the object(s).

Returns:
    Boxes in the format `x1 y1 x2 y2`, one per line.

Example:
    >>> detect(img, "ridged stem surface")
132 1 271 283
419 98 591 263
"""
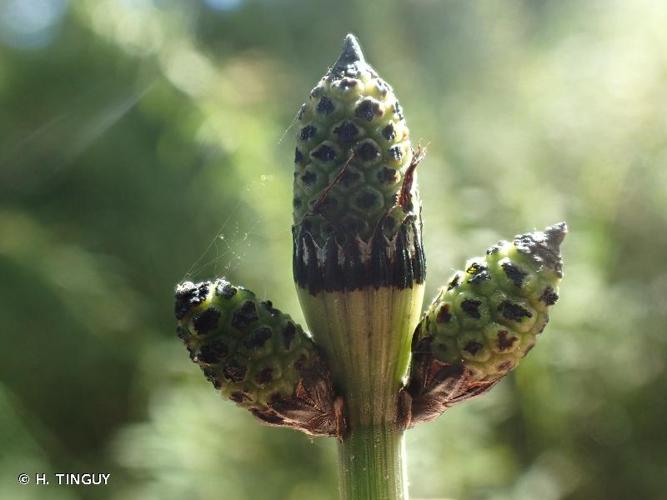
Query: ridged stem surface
297 285 424 500
337 424 406 500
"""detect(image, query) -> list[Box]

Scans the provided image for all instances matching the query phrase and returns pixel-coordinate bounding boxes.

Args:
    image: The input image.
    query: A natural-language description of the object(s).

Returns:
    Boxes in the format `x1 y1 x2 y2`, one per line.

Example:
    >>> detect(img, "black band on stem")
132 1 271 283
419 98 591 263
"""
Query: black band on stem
293 217 426 294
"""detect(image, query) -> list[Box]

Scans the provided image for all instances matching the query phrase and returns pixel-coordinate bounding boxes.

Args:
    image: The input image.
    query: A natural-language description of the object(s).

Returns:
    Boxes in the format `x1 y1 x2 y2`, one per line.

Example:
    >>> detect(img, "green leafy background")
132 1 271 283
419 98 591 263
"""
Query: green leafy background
1 1 666 499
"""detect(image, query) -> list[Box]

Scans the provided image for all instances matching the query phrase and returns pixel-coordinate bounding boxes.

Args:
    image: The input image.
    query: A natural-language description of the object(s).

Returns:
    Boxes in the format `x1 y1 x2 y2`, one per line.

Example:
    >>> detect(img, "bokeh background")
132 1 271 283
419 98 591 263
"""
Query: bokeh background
1 0 666 499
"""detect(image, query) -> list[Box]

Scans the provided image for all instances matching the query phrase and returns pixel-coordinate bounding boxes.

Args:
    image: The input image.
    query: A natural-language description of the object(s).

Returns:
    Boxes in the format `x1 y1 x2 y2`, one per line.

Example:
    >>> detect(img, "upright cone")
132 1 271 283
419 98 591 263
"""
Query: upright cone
292 35 426 429
292 34 425 294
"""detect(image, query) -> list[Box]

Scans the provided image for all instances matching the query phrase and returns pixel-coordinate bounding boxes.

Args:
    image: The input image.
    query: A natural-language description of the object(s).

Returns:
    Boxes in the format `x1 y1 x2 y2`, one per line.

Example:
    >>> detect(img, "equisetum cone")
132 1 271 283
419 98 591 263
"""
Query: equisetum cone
292 34 425 428
171 32 569 500
175 278 342 436
405 223 567 425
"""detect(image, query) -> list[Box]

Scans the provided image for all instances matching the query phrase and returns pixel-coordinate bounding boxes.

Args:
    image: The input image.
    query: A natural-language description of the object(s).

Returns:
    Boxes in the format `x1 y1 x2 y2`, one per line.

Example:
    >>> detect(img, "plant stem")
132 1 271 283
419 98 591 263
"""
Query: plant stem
337 424 407 500
297 285 424 500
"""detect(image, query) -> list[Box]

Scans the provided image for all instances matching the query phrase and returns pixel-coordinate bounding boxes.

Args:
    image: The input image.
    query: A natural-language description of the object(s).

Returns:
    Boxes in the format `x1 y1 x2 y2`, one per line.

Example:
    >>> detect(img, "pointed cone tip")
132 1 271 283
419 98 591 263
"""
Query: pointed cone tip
513 222 567 274
332 33 365 70
544 221 568 250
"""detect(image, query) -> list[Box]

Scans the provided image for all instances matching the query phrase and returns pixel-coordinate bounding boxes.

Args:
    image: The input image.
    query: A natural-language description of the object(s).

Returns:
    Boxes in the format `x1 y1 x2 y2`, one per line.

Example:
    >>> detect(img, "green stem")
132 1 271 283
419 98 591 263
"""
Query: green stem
297 285 424 500
337 424 407 500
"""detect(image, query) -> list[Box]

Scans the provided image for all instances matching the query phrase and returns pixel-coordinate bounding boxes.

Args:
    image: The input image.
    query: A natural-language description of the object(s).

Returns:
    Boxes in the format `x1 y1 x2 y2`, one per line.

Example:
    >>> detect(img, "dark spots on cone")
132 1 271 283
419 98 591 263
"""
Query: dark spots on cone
294 148 304 164
496 330 517 351
466 262 484 275
244 326 273 349
436 304 452 323
514 235 534 249
197 340 228 364
293 197 302 209
283 321 297 350
174 281 210 320
229 391 248 403
222 361 246 383
502 262 527 287
467 263 490 285
311 144 336 162
355 99 381 121
193 308 221 335
447 274 461 291
469 270 490 285
463 341 483 356
215 282 237 299
388 145 403 161
340 169 361 187
300 125 317 140
540 286 559 306
393 101 404 119
461 299 482 319
301 170 317 185
356 141 380 162
375 79 389 96
498 301 533 321
231 301 258 329
297 103 306 120
317 96 335 115
355 190 378 209
255 367 274 384
486 244 502 255
333 121 360 143
339 78 358 89
382 123 396 141
310 86 324 98
261 300 280 317
317 195 339 213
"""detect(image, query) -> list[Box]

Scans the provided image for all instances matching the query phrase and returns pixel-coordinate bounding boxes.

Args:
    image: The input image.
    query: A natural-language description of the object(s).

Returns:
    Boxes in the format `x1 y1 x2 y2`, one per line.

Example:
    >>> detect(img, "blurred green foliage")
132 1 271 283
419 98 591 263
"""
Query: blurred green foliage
1 0 666 499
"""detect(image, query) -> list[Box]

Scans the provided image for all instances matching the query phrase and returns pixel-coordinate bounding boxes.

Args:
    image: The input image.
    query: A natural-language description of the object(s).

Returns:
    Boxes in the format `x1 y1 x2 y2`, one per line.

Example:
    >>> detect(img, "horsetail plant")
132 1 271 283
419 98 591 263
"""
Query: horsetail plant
175 35 567 500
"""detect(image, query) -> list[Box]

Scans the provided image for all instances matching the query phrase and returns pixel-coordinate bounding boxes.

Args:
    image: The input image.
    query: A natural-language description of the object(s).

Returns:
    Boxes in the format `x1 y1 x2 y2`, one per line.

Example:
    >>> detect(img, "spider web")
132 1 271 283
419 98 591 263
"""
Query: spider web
180 207 263 283
180 173 276 284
